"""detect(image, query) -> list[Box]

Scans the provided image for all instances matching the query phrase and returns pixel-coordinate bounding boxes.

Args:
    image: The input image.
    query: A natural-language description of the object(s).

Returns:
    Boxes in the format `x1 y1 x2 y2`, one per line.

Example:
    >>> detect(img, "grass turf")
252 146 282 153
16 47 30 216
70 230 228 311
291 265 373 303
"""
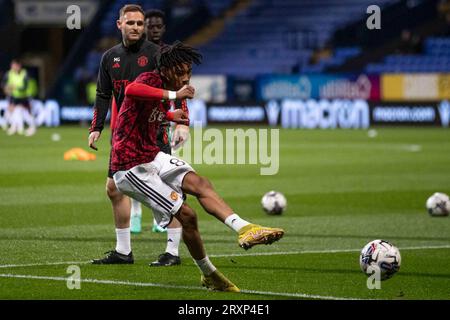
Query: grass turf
0 126 449 300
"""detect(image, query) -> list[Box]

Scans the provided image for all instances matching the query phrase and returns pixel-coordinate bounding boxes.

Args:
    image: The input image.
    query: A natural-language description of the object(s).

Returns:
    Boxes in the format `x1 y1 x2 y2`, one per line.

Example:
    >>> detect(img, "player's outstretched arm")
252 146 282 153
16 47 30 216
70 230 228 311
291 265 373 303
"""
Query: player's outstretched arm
125 82 194 101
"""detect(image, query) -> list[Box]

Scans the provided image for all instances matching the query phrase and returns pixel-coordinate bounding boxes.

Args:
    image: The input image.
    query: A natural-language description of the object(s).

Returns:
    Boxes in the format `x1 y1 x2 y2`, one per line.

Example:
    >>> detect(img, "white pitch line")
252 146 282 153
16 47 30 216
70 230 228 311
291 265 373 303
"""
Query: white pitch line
209 244 450 258
0 261 91 269
0 273 362 300
1 244 449 269
0 273 203 291
209 248 359 258
239 289 361 300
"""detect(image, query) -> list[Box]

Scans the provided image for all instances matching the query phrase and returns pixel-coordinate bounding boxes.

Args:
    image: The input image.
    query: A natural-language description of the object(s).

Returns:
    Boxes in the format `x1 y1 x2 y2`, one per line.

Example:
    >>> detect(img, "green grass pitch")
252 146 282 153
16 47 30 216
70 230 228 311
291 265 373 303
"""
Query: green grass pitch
0 126 449 300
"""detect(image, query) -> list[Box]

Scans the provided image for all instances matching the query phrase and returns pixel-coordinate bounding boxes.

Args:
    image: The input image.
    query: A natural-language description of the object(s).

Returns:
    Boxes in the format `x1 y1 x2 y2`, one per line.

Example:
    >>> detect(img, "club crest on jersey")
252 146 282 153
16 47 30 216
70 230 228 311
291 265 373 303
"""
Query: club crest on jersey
137 55 148 67
170 191 178 201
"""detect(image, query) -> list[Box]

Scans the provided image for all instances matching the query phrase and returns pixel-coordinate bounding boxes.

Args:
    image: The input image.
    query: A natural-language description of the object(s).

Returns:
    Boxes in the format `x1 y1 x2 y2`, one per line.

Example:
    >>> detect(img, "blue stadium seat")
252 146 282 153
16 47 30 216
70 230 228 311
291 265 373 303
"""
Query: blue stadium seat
368 36 450 73
206 0 234 17
196 0 395 76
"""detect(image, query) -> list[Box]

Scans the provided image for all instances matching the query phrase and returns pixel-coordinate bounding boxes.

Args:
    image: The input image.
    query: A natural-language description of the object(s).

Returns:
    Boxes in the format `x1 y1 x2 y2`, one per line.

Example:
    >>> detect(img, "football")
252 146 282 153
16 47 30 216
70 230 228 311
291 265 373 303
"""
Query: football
360 239 401 280
426 192 450 217
261 191 287 215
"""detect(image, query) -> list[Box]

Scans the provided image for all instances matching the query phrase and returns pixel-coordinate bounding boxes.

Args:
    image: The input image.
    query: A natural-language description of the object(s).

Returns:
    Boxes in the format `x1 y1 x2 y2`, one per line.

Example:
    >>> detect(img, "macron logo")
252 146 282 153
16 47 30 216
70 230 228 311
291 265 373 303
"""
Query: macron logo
114 57 120 62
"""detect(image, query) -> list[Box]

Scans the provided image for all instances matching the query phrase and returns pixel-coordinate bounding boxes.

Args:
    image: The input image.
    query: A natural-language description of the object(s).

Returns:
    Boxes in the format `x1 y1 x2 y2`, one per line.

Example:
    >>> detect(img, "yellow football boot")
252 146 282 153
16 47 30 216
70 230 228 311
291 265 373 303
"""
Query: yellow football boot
201 270 240 292
238 224 284 250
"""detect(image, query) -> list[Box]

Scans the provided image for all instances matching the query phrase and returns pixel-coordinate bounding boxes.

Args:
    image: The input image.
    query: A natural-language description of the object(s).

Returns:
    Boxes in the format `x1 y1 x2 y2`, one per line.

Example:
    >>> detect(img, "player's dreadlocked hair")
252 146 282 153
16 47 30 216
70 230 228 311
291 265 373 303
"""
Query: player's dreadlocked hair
156 41 202 71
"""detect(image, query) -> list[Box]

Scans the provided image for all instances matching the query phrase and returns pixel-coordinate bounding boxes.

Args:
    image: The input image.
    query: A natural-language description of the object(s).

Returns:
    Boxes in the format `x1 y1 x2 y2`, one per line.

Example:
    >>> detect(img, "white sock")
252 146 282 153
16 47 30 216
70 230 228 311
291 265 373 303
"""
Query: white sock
11 108 24 134
15 107 24 134
224 213 250 233
130 199 142 217
195 256 216 276
165 227 182 256
115 228 131 255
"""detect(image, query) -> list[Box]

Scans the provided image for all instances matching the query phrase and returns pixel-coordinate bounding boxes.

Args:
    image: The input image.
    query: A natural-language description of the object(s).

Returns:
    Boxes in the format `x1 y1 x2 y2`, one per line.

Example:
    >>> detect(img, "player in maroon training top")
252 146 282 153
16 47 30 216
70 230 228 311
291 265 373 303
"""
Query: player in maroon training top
127 9 190 242
94 42 284 291
110 71 190 172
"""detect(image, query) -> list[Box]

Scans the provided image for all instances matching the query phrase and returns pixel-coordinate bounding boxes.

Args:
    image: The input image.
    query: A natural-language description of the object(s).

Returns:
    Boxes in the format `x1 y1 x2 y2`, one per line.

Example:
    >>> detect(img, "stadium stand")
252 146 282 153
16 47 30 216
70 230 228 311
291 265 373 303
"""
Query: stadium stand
366 37 450 72
194 0 394 76
44 0 447 104
328 0 445 73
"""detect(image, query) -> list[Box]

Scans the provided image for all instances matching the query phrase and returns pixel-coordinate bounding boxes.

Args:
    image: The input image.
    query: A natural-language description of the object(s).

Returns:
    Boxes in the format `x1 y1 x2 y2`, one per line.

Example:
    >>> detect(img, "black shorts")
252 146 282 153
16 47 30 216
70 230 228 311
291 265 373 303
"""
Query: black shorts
9 97 31 110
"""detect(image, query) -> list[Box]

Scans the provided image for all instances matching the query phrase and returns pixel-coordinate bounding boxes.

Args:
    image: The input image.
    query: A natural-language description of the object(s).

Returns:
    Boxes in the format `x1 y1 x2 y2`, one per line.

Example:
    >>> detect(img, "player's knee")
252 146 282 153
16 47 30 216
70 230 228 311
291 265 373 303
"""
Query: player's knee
106 179 121 200
177 204 198 230
183 172 210 196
